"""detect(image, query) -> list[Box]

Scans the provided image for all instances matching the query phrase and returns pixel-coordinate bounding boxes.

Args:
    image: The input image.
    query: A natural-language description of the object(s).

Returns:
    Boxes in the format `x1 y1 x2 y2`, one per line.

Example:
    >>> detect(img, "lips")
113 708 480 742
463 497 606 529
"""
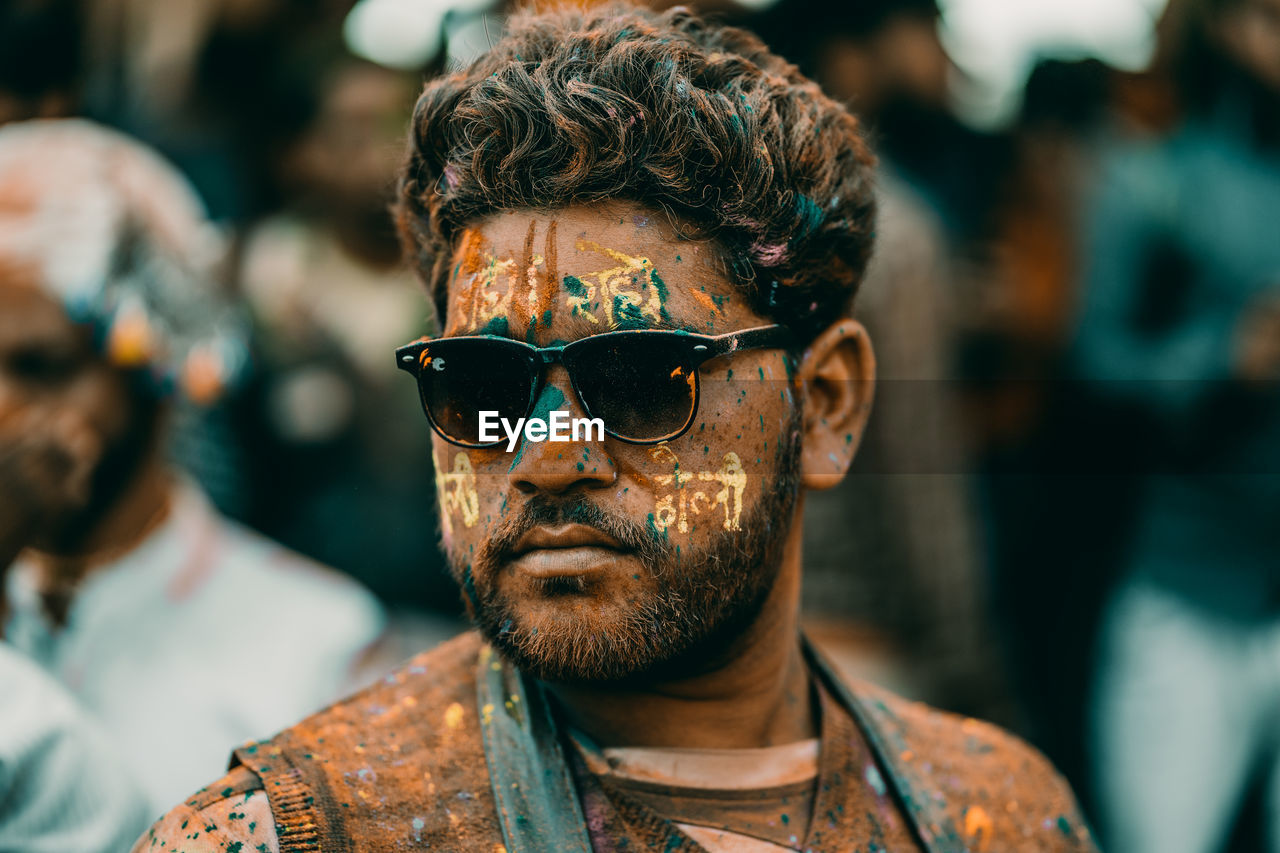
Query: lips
511 524 627 579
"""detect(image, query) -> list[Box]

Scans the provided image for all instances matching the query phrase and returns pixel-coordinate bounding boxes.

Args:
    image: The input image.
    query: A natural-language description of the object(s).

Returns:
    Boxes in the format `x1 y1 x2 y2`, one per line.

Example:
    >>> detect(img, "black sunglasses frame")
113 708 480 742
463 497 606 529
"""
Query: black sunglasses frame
395 324 795 448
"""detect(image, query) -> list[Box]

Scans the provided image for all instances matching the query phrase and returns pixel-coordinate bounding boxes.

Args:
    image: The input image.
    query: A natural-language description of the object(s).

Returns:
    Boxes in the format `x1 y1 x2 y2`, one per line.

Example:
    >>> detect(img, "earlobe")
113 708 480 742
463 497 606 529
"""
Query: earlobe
797 319 875 490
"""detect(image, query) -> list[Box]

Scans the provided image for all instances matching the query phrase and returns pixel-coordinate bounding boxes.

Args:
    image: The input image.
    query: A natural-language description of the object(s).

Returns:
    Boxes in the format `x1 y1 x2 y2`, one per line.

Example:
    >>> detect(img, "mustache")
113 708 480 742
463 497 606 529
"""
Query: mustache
478 494 671 573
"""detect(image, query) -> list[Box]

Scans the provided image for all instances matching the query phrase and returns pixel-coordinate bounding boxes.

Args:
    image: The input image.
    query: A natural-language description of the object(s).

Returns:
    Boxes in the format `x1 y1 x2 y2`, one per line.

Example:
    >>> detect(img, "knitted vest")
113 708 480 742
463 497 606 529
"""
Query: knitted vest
232 631 1097 852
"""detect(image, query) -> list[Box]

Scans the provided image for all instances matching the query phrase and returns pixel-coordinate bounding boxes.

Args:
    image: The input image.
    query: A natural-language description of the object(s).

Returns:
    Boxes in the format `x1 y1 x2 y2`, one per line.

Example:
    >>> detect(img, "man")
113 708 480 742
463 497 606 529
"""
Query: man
0 119 386 812
138 6 1096 851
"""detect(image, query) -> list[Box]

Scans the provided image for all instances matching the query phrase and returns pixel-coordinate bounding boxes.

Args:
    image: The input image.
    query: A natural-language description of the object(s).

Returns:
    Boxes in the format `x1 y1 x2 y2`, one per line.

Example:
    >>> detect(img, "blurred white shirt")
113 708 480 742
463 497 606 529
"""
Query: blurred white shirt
0 642 151 853
4 481 387 813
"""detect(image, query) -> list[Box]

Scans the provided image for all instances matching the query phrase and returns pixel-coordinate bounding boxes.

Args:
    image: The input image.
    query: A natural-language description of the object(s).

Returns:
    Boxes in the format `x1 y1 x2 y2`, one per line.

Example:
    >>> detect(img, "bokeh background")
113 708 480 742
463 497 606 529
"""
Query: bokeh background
3 0 1278 850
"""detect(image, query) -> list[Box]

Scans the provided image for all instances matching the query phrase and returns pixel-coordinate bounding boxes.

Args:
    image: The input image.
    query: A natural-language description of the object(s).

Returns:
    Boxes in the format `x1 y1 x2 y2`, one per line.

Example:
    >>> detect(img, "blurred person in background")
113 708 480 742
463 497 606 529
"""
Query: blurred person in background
969 57 1131 807
748 0 998 722
752 0 1010 246
0 119 386 812
0 642 151 852
0 0 81 126
1072 0 1280 850
236 58 460 630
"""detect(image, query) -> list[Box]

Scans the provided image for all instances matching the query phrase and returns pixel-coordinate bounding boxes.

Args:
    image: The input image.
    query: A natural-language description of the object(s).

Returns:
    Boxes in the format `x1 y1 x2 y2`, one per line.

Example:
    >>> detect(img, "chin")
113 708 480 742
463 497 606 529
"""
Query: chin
482 595 667 683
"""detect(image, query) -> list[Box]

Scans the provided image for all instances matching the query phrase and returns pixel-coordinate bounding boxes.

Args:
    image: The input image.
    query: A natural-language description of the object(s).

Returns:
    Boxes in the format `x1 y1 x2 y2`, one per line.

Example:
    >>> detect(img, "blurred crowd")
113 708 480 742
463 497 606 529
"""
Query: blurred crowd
0 0 1277 850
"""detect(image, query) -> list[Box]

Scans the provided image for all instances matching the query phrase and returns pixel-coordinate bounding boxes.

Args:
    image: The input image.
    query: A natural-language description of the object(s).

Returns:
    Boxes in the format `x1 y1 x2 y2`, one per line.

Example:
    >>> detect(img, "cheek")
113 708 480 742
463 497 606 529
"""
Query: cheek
431 441 512 547
431 443 480 545
630 363 795 546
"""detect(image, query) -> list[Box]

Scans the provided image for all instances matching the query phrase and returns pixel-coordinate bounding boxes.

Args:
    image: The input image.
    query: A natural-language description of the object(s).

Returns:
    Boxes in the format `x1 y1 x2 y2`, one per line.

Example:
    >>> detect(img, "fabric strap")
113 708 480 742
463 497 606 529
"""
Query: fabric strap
475 644 595 853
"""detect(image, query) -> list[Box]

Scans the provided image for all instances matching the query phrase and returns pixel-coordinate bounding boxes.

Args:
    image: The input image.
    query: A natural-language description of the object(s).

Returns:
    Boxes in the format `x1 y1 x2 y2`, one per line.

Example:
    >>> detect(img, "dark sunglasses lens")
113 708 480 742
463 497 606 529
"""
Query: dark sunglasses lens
416 341 532 445
569 336 697 441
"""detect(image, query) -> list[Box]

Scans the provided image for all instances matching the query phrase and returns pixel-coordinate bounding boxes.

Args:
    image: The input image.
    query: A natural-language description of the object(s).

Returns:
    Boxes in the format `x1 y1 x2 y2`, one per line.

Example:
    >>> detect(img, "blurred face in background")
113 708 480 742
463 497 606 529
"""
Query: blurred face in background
0 267 143 551
285 61 415 255
817 13 950 115
429 203 807 686
1216 0 1280 93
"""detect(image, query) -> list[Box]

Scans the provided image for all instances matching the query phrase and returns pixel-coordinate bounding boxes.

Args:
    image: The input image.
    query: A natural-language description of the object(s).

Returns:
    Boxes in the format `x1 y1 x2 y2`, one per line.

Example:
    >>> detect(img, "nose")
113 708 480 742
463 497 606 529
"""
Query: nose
507 366 616 495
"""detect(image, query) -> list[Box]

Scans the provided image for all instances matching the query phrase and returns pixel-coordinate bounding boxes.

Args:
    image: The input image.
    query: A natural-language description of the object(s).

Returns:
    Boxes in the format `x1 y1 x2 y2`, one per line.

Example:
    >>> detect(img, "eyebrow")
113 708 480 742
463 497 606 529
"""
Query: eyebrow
449 312 704 341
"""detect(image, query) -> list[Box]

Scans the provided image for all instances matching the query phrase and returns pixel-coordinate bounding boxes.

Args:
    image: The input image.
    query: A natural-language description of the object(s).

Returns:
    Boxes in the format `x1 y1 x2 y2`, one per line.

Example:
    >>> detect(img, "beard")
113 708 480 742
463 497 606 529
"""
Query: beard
443 415 803 685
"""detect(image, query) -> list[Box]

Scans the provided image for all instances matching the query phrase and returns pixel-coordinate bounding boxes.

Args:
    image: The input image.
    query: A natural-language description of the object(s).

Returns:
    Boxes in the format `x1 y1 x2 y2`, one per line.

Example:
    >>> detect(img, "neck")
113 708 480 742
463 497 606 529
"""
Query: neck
544 519 813 750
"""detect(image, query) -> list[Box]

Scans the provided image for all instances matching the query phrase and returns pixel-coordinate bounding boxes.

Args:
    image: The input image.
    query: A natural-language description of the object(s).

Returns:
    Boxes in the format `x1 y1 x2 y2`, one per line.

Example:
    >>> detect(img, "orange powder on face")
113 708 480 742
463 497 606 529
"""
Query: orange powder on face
510 220 538 332
689 288 719 314
452 230 489 330
537 220 559 326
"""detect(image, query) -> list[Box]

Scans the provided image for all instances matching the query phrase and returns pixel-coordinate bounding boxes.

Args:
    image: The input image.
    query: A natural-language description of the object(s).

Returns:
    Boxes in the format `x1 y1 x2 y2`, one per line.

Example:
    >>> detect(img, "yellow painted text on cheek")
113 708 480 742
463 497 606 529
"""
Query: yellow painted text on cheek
648 445 748 535
433 449 480 537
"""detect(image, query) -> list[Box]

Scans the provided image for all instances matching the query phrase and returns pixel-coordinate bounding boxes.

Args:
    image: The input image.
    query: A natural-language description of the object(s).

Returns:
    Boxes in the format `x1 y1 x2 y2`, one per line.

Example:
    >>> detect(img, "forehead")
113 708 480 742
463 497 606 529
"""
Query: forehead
442 202 766 340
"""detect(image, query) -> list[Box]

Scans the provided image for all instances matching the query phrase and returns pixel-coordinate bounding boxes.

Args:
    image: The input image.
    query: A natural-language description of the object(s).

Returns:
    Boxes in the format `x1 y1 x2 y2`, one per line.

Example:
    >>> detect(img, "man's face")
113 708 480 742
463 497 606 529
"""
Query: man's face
0 271 137 547
430 203 804 684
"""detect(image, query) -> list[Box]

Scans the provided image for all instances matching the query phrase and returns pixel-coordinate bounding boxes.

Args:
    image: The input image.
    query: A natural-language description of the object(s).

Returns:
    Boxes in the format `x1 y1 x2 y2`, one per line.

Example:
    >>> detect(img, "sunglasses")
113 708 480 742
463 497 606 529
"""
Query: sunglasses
395 325 795 448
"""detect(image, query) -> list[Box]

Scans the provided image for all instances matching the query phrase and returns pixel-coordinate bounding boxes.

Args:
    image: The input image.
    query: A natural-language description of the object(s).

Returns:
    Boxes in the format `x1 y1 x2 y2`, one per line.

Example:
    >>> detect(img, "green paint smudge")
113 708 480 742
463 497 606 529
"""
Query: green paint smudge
480 316 509 337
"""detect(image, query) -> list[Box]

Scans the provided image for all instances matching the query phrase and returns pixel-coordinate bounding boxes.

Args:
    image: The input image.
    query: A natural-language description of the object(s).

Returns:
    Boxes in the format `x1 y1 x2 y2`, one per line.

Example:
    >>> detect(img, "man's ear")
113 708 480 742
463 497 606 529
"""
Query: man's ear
796 318 875 490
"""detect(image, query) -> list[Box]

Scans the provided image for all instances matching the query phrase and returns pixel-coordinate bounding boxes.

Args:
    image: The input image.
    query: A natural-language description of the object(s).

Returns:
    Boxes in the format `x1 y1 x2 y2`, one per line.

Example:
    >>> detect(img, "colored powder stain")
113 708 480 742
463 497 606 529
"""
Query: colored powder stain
480 316 509 337
563 275 588 297
577 462 585 472
227 844 243 853
525 316 538 344
413 817 426 832
758 367 765 380
1057 816 1072 836
649 268 674 323
541 309 552 327
781 814 790 825
794 193 825 238
248 822 256 834
864 764 887 797
612 295 648 329
676 255 682 262
726 369 733 380
508 440 527 472
760 414 765 431
633 214 650 227
710 292 730 308
531 385 566 424
845 433 853 443
646 513 668 541
462 564 479 612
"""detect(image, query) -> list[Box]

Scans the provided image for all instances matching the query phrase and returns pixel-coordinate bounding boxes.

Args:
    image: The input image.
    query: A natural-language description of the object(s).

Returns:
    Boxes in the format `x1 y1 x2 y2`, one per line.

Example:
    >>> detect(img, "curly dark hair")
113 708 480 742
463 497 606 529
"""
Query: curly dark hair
396 2 877 342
